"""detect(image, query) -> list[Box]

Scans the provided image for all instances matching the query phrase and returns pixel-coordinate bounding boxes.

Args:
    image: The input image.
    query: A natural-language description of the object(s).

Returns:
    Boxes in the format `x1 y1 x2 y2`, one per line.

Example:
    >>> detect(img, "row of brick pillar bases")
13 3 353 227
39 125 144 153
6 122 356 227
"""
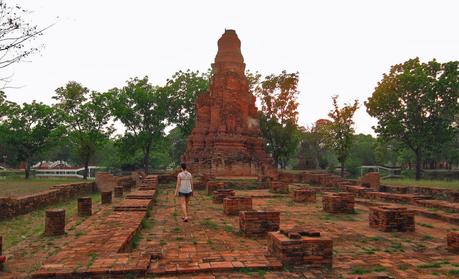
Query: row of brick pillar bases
207 177 459 266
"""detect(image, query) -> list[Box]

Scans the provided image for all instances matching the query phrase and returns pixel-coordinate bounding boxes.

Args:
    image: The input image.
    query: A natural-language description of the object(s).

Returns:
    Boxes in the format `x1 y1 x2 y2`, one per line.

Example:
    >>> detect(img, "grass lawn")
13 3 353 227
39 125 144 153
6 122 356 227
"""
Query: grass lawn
0 192 101 252
0 177 87 197
381 178 459 190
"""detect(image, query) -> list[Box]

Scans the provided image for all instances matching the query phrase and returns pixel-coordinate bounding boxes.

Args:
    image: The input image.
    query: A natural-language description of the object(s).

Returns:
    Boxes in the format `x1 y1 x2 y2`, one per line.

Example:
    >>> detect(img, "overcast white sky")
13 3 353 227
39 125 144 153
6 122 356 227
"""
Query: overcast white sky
3 0 459 135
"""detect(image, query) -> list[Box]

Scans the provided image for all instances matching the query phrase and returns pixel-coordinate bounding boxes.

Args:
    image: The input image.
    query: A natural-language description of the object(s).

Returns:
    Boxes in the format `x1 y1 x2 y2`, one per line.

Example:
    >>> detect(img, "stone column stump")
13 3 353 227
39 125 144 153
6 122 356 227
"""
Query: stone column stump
239 211 280 237
268 228 333 267
77 197 92 217
369 206 415 232
206 181 225 195
270 182 289 194
447 231 459 253
101 191 113 204
322 192 355 213
114 186 124 198
223 196 253 215
360 172 381 191
45 209 65 236
293 189 316 203
212 189 235 204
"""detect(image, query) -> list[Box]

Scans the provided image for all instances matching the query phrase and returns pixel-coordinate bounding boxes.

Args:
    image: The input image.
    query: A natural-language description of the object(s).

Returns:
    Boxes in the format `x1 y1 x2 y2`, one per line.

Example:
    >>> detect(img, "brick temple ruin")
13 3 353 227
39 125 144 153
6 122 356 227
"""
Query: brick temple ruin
181 30 276 178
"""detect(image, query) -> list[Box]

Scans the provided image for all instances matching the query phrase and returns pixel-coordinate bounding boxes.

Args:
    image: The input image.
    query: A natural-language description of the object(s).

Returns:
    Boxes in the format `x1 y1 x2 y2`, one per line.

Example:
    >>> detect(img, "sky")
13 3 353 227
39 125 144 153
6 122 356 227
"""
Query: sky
3 0 459 135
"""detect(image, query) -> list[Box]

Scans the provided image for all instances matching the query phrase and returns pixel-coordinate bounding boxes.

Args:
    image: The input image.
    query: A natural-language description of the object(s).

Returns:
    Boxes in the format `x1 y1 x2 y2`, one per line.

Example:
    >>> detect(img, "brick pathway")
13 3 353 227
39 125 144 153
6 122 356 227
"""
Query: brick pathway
32 189 156 278
139 189 282 276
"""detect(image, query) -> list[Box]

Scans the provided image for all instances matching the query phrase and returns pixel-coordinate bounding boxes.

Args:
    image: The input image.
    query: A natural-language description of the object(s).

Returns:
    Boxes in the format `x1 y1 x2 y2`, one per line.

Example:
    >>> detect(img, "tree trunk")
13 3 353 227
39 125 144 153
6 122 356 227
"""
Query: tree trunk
415 149 422 180
83 159 89 180
25 158 31 179
143 150 150 175
340 161 344 178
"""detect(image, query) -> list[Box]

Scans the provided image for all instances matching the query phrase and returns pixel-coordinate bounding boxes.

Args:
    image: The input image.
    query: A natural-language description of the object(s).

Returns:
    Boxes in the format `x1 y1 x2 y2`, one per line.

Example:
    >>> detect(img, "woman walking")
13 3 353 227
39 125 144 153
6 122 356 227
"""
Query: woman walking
175 163 193 222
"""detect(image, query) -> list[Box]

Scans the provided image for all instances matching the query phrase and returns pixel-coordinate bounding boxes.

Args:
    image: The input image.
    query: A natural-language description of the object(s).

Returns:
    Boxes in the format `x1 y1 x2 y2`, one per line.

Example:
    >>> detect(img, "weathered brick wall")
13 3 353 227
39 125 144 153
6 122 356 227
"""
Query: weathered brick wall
239 211 280 237
95 172 117 192
360 172 380 191
0 182 96 220
158 174 177 184
381 184 458 201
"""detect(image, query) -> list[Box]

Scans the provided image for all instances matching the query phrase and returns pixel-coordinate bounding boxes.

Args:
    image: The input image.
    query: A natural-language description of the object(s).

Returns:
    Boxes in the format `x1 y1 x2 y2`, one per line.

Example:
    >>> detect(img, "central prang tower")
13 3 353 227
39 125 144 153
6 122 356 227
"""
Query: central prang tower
181 29 276 178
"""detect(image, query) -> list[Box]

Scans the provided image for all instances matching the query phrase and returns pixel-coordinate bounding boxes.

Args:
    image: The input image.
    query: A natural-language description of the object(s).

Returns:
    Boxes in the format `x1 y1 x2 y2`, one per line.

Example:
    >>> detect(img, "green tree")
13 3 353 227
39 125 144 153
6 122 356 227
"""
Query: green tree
254 70 300 123
108 76 168 174
325 95 359 177
163 70 209 136
254 71 300 168
365 58 459 180
345 134 377 176
259 116 300 168
167 127 187 166
2 101 59 178
53 82 113 179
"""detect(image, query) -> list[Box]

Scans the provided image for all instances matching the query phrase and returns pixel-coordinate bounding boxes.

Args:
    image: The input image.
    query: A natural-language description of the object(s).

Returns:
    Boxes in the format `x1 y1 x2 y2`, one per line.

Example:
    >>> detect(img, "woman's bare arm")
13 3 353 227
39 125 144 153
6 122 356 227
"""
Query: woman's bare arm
175 176 181 196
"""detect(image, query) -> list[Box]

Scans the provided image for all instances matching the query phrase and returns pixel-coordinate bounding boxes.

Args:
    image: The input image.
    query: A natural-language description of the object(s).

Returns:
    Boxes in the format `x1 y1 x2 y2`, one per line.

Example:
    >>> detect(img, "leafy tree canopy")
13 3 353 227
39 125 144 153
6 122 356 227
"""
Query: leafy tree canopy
53 81 113 179
366 58 459 179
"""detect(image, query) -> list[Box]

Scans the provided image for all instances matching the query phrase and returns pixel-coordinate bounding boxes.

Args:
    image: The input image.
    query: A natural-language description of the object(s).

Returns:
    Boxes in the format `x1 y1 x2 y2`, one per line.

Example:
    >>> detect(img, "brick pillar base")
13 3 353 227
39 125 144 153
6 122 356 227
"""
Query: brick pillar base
77 197 92 217
239 211 280 237
293 189 316 203
101 191 112 204
447 232 459 253
45 209 65 236
268 228 333 267
369 206 415 232
322 192 355 213
223 196 253 215
212 189 235 203
114 186 124 198
206 182 225 195
270 182 289 194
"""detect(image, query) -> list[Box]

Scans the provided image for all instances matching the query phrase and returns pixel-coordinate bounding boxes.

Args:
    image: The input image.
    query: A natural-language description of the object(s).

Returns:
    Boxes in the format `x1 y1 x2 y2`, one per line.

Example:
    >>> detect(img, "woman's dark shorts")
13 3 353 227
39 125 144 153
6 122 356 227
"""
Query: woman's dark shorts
179 192 192 198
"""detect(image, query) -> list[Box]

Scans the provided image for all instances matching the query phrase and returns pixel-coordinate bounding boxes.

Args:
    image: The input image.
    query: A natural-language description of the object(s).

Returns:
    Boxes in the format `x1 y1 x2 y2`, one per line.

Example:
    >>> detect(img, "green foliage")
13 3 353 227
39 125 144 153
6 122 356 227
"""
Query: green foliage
53 81 113 178
260 115 300 169
255 71 301 168
254 71 300 124
108 76 168 173
162 70 209 136
166 127 187 166
345 134 377 176
322 95 359 177
1 101 59 178
366 58 459 179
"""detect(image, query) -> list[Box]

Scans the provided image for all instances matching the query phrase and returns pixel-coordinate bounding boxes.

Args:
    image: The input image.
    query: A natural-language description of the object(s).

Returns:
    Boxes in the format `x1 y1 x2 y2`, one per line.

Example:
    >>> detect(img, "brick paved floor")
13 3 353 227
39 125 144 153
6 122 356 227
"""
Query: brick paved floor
140 187 459 278
2 185 459 278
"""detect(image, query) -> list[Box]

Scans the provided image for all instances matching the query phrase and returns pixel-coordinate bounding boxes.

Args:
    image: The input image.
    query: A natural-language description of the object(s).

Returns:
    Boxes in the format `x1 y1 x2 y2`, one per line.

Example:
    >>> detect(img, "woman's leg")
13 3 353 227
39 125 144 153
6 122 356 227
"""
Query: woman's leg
185 196 191 217
180 196 188 219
